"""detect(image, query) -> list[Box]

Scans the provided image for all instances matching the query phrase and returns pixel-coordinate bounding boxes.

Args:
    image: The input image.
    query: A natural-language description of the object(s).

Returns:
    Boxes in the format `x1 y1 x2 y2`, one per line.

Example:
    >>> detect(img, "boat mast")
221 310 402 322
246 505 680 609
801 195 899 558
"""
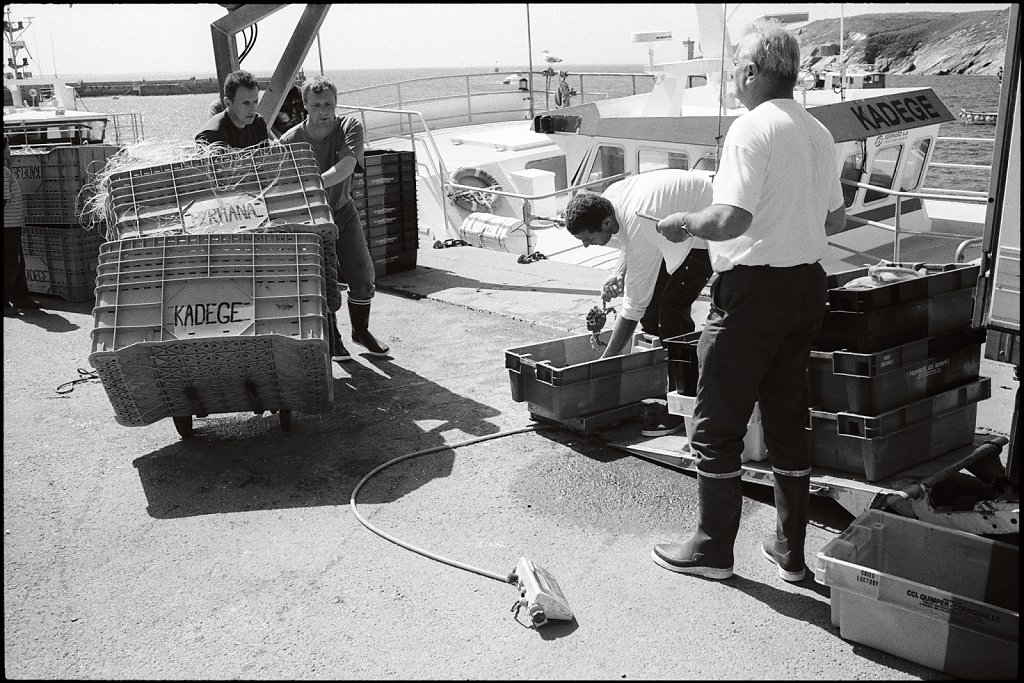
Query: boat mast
2 7 34 80
839 3 846 102
526 3 535 119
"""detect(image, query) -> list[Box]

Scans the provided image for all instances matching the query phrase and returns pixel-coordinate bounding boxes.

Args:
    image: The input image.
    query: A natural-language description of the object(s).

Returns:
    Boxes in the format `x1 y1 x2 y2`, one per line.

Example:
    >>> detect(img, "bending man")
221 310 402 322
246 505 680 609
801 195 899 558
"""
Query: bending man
564 169 714 436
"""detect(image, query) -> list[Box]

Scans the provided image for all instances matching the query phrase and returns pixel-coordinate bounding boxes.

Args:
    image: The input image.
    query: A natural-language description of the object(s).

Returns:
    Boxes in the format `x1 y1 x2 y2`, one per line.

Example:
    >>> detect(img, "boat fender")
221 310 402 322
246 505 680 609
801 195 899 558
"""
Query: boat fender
449 167 502 212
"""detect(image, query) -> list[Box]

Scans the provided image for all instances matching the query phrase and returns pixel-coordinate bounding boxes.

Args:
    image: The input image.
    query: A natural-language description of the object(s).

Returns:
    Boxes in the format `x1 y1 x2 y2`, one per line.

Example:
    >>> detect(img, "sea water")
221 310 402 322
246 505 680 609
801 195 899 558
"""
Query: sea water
79 69 1001 192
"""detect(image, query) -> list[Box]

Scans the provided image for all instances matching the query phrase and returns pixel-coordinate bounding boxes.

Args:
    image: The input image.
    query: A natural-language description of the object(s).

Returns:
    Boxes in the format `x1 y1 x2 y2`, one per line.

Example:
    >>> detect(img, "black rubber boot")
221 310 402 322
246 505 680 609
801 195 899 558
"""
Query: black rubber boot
761 473 810 582
348 300 390 356
652 474 742 580
328 310 351 361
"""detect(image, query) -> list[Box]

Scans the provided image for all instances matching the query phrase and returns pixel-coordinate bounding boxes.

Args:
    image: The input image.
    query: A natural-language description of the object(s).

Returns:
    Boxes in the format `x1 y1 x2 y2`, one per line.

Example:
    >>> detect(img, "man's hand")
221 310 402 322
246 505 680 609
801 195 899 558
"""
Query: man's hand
601 272 624 302
656 213 692 243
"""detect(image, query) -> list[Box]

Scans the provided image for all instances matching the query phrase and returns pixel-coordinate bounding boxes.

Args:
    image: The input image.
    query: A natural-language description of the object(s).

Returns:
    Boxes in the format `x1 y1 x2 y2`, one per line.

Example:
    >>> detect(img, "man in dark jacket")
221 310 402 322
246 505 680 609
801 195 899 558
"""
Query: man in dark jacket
196 70 269 148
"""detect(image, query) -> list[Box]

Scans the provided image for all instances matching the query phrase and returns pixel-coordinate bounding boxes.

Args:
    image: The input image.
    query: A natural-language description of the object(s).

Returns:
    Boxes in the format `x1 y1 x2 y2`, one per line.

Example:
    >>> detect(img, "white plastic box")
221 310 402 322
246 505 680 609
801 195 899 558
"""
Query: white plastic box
814 509 1018 679
666 391 767 462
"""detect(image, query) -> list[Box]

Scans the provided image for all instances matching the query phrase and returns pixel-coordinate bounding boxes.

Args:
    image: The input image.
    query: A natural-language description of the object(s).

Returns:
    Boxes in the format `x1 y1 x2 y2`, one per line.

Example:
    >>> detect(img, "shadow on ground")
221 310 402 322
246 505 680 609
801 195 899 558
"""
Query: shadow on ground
379 263 598 299
132 357 503 519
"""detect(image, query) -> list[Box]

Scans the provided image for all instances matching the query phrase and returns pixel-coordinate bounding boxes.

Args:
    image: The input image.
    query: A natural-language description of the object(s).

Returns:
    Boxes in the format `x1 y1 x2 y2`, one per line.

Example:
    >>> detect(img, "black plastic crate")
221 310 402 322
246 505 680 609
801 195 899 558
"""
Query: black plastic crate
663 331 701 395
815 286 975 353
371 249 417 277
808 327 984 414
809 377 990 481
826 262 979 313
366 228 418 251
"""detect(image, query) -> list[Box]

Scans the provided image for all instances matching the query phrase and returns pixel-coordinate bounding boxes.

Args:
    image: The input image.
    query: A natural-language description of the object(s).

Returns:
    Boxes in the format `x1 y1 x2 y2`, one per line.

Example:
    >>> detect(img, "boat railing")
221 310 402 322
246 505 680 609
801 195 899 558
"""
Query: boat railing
335 70 654 140
840 177 988 263
336 103 454 232
443 173 632 255
107 112 145 145
923 135 995 196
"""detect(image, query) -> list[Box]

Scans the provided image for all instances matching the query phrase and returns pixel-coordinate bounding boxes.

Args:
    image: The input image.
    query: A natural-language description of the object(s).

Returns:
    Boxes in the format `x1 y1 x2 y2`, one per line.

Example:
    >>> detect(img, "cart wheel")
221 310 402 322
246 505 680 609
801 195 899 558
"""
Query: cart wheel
279 409 292 432
173 415 194 438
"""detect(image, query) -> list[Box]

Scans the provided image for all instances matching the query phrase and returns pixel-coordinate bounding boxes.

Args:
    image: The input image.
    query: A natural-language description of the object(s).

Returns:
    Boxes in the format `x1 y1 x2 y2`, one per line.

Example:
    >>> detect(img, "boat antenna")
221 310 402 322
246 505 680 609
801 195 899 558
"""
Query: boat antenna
839 3 846 102
526 3 535 119
716 3 729 161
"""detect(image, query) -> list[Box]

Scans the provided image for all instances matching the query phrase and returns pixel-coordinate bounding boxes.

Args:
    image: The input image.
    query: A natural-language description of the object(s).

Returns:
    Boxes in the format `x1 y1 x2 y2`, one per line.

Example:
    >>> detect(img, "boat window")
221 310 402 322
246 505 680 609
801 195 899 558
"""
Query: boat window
692 156 719 172
899 138 931 192
839 148 865 208
864 145 903 204
526 156 568 191
687 75 707 88
637 149 689 174
585 145 625 193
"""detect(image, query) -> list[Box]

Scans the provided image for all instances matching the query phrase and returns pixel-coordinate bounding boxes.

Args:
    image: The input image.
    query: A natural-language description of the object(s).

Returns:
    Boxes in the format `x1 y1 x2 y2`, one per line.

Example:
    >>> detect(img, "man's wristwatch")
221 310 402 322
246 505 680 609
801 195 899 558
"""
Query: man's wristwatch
678 215 692 237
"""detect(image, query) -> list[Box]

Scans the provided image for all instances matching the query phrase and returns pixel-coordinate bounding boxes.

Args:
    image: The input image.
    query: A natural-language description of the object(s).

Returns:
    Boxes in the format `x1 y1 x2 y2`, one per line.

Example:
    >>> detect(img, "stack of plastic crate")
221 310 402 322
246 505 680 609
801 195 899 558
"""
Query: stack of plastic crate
352 149 418 277
88 233 333 430
102 143 344 311
809 262 988 481
89 144 339 433
662 331 768 463
9 144 121 302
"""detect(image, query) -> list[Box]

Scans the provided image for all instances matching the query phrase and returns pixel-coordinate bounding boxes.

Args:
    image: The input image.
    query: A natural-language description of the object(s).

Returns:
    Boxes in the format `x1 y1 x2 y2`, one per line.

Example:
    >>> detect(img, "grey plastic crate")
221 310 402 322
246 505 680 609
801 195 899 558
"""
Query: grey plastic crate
505 331 667 420
809 377 990 481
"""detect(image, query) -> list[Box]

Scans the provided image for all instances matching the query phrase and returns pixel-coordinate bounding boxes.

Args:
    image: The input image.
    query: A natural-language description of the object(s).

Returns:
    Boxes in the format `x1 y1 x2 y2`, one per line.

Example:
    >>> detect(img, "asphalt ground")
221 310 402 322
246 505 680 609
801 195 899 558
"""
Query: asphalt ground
3 244 1017 679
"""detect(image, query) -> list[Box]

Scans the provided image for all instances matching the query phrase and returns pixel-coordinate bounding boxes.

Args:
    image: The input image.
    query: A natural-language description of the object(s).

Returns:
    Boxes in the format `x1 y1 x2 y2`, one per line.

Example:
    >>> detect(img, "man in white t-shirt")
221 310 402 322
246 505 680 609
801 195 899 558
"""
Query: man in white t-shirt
564 169 714 436
651 25 848 583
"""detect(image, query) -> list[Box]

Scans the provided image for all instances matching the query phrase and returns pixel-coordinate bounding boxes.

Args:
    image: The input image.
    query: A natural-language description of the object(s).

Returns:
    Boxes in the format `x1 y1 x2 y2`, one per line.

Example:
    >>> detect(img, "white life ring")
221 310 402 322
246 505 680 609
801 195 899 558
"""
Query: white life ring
449 167 501 212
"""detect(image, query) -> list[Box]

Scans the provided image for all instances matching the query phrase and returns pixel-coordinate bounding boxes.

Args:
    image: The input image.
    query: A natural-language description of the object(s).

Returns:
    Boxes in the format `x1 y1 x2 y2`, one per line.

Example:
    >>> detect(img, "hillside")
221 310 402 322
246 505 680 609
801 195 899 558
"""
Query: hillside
794 7 1010 75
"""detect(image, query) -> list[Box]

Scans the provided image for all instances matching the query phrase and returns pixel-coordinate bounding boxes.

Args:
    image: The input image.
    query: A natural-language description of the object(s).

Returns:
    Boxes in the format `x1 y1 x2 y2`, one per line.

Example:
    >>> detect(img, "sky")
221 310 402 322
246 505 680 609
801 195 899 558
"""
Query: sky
3 3 1012 78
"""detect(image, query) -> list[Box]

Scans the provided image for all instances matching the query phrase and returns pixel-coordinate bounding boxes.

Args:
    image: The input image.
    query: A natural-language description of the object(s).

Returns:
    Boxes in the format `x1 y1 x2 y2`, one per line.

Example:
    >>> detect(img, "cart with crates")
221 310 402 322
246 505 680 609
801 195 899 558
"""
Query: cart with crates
89 143 341 437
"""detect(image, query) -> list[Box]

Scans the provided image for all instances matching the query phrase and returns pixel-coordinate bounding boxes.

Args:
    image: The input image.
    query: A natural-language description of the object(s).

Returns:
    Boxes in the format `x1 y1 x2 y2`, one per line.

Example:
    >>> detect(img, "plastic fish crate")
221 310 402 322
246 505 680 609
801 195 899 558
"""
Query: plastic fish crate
666 391 766 462
21 225 106 302
357 199 417 231
663 331 701 395
808 327 984 414
368 234 418 257
91 234 327 350
815 286 976 354
9 145 122 224
88 234 332 427
814 509 1018 679
826 262 980 312
371 249 417 277
353 151 415 187
809 377 990 481
90 335 333 427
505 331 668 420
362 149 416 170
103 143 335 239
366 227 418 250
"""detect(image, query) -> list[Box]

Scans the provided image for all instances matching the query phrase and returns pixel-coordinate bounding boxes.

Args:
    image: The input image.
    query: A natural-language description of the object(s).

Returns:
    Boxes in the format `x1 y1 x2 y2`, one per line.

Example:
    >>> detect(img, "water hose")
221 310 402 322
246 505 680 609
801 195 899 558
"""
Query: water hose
349 424 549 585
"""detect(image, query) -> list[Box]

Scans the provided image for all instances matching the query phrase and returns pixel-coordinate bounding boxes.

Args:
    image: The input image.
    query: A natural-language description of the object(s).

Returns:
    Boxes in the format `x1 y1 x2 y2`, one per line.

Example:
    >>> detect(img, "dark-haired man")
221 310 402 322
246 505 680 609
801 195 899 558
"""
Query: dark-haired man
279 76 389 361
196 69 269 148
564 169 714 436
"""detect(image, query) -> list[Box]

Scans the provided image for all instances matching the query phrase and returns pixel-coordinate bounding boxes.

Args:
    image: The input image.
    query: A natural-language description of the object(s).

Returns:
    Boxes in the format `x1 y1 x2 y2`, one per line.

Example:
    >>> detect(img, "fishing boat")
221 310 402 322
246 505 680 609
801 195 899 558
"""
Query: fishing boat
959 106 998 124
330 5 990 275
2 9 143 145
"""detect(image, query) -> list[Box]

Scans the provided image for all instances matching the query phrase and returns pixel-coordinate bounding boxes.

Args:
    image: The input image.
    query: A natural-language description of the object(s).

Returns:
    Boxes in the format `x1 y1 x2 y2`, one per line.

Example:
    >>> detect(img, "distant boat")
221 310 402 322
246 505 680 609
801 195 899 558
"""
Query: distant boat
959 107 998 124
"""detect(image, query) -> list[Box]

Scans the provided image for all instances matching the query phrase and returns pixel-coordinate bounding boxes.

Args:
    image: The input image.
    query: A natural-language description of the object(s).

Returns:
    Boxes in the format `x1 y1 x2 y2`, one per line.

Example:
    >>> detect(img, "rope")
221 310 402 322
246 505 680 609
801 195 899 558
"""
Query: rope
55 368 101 395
